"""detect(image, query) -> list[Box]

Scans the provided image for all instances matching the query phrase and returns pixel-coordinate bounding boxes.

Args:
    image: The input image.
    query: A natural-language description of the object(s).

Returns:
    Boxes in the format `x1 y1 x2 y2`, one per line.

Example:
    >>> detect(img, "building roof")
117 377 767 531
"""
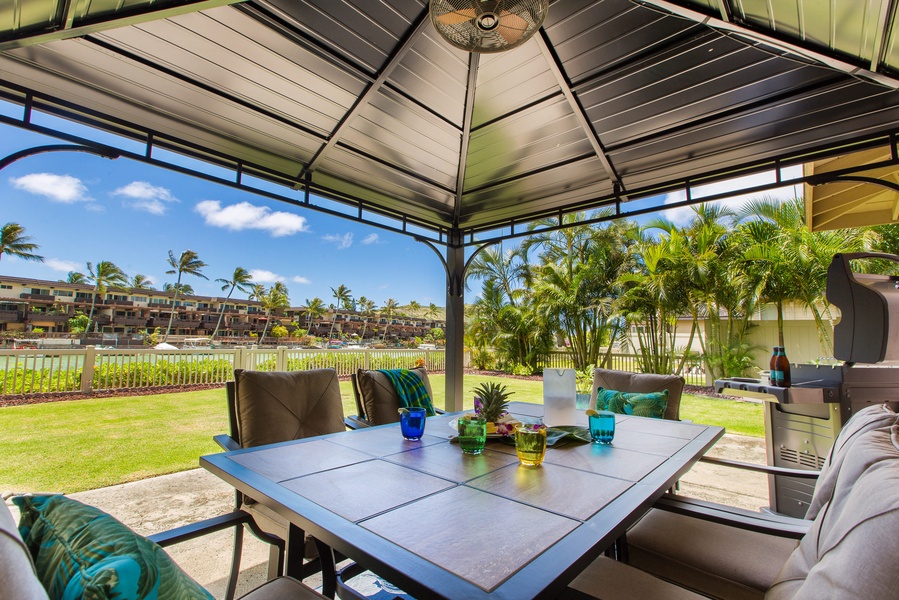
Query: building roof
2 0 899 245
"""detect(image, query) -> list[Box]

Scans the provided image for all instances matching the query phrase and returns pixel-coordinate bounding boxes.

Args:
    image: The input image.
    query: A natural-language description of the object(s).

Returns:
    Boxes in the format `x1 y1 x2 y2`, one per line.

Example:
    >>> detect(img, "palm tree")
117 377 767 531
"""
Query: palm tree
425 302 440 320
407 300 422 316
304 297 326 333
381 297 399 343
328 284 352 340
65 271 86 284
358 296 376 340
211 267 254 341
259 282 290 342
129 274 154 290
84 261 127 333
163 282 195 295
163 250 208 341
0 223 43 263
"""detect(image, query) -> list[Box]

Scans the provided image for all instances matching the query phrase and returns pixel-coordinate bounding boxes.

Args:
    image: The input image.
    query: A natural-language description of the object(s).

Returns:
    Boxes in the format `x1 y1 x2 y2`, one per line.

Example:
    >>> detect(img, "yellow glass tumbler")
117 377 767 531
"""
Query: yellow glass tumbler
515 423 547 466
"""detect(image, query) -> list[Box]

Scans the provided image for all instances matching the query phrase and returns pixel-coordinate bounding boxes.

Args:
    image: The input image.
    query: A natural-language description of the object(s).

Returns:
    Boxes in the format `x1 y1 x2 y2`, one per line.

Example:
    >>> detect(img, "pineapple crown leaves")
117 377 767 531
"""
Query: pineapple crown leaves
472 381 514 422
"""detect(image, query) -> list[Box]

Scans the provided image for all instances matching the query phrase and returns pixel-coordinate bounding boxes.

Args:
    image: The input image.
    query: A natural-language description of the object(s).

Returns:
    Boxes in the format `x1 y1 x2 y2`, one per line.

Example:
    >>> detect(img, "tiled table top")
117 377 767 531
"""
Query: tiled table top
203 402 723 599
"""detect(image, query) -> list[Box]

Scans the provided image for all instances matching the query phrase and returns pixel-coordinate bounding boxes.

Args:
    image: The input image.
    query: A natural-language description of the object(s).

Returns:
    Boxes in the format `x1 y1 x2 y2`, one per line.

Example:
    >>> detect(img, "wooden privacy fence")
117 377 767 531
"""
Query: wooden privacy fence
0 347 447 396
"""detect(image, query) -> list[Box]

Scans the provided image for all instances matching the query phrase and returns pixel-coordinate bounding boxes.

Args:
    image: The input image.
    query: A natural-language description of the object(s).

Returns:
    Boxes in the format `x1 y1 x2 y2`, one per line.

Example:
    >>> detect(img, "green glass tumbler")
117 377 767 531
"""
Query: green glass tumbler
458 417 487 455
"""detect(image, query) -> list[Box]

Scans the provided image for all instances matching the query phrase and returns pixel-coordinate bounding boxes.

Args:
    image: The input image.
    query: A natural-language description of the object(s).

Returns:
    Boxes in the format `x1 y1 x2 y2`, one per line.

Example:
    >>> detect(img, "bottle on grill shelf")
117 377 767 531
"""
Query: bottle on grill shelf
770 346 791 387
769 347 779 386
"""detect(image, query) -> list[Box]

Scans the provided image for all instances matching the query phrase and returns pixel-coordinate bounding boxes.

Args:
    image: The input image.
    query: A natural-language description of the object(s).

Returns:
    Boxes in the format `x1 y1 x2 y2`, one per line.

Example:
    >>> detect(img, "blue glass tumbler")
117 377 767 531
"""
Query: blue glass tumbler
588 411 615 444
400 407 427 440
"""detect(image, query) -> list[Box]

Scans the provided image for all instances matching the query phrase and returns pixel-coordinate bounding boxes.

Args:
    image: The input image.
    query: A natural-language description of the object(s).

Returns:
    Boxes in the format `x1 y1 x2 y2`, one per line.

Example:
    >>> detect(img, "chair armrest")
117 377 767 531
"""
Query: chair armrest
214 433 241 452
149 510 251 547
699 456 820 479
435 407 446 415
344 415 371 430
653 494 811 539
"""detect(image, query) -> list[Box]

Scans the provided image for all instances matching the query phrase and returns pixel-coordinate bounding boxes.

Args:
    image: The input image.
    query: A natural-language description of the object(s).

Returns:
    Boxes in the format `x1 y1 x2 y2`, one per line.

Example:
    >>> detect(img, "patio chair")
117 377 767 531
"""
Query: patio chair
565 403 899 600
216 368 347 593
589 367 686 421
346 366 441 428
4 494 326 600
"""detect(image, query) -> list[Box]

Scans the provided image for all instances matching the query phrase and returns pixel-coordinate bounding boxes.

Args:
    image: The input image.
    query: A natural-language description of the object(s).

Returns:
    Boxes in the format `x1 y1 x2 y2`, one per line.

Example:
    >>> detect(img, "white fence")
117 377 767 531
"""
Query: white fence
0 347 446 396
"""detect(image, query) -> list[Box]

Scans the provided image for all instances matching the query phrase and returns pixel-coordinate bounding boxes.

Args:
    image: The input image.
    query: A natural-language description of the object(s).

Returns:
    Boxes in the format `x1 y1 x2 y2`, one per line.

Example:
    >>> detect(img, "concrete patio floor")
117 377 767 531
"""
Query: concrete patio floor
7 433 769 600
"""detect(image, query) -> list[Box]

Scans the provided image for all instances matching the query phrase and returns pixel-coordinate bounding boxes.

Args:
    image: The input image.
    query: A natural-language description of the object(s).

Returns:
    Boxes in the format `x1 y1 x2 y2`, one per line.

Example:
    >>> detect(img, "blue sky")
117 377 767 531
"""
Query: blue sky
0 122 451 308
0 109 802 309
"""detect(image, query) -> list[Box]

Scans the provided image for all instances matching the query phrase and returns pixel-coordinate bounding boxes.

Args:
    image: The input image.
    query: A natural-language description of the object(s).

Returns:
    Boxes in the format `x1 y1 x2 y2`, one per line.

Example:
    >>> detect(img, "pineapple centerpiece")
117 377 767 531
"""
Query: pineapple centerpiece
472 382 518 436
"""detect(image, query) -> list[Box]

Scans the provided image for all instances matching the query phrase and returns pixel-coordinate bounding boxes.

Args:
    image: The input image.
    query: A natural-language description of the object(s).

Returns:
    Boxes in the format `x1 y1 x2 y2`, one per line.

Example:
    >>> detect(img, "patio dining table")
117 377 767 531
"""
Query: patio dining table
201 402 724 599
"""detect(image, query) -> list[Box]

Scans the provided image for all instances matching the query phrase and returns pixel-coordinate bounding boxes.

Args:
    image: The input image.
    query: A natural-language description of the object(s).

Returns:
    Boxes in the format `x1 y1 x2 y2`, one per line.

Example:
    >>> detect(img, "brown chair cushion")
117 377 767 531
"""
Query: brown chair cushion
355 367 434 426
805 403 898 519
234 369 346 448
238 576 326 600
590 368 685 421
567 555 707 600
627 508 798 600
767 424 899 600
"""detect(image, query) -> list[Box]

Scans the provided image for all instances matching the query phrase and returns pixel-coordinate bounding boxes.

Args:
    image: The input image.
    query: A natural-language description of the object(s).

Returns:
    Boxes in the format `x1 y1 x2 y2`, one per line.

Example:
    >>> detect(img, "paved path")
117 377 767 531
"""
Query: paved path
7 433 768 599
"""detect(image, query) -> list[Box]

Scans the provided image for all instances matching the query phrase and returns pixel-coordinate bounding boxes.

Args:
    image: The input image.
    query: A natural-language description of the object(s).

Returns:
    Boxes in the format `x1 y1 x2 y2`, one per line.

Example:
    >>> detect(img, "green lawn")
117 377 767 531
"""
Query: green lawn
0 375 764 493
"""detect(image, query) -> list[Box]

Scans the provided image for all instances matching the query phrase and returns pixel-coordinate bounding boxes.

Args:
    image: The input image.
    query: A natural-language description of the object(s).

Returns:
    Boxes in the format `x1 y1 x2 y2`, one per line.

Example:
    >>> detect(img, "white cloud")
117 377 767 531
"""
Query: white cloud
292 276 311 284
45 258 81 272
10 173 89 203
249 269 282 283
322 233 353 249
112 181 178 215
361 233 380 245
195 200 308 237
660 167 804 226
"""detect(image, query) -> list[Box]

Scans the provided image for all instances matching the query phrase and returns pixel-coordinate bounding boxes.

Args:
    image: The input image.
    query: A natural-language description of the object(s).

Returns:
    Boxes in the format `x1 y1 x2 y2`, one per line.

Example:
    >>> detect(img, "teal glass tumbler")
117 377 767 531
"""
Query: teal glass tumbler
400 407 427 440
457 417 487 455
589 411 616 444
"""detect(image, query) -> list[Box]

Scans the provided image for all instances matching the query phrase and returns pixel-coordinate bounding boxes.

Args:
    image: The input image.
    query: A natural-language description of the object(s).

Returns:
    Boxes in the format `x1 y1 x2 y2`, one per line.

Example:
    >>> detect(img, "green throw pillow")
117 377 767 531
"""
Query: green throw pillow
595 388 669 419
594 387 622 412
13 495 213 600
622 390 669 419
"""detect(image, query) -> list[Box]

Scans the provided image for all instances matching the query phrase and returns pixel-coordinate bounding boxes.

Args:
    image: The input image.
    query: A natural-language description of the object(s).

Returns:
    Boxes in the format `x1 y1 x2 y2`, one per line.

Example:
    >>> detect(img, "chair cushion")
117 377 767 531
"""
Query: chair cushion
238 576 325 600
0 500 49 600
590 368 685 421
234 369 345 448
12 494 212 600
356 367 434 426
804 403 898 519
766 424 899 600
567 555 707 600
627 507 798 600
598 388 669 419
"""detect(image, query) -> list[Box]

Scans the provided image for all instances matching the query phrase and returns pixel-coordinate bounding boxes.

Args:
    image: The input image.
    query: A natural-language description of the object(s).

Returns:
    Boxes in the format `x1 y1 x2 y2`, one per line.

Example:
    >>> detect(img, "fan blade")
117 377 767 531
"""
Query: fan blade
496 11 529 45
435 7 478 26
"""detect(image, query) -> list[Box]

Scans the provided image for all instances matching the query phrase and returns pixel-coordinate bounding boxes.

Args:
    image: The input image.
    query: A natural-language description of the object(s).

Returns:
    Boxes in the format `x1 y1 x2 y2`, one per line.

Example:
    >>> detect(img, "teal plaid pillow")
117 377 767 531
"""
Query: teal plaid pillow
13 495 212 600
595 388 668 419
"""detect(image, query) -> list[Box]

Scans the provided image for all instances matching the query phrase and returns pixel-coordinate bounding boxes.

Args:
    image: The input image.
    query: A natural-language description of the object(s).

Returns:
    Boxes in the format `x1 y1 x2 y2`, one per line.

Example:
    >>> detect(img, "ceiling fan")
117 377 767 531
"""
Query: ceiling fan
429 0 550 53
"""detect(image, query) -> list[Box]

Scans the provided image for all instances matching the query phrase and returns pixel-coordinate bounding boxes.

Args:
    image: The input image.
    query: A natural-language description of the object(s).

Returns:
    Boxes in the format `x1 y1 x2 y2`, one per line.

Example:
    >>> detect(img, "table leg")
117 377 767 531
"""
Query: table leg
313 537 338 599
285 523 306 579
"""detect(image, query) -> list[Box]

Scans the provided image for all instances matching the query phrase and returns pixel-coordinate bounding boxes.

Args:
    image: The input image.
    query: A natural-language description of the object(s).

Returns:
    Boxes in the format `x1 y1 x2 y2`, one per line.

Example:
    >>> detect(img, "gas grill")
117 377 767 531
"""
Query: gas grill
716 252 899 518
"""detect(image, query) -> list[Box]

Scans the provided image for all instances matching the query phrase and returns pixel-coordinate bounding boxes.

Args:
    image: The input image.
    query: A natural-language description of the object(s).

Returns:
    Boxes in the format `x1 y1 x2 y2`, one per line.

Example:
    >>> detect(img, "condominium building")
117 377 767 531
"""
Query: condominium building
0 275 444 343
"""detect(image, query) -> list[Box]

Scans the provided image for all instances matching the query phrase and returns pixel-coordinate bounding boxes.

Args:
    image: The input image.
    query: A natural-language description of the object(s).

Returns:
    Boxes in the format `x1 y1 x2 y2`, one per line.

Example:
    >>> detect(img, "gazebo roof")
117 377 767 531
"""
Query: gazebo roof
2 0 899 245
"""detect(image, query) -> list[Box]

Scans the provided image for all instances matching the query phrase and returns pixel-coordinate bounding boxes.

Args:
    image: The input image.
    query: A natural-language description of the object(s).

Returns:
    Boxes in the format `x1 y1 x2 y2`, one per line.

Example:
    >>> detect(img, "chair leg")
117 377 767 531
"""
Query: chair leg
267 543 283 580
224 524 244 600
